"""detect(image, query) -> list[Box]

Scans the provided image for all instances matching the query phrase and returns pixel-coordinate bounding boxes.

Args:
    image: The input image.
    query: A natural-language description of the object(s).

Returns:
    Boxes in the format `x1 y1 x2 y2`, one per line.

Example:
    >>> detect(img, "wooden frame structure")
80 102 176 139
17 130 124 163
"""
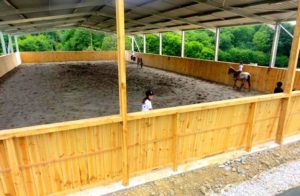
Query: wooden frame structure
0 0 300 195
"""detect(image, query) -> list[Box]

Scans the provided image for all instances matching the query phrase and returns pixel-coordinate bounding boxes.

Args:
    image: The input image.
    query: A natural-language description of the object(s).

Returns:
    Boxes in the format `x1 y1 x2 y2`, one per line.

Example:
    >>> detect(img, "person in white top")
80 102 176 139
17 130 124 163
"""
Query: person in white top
238 62 243 72
236 62 243 78
141 90 154 111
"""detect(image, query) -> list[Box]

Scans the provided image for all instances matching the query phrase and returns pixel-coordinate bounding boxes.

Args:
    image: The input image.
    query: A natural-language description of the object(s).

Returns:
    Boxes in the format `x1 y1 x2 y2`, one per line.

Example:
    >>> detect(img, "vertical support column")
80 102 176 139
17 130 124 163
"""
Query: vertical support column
14 36 19 53
172 113 179 171
159 32 162 55
116 0 129 185
8 35 14 53
214 27 220 61
0 32 7 55
4 139 26 195
131 36 134 52
181 31 185 58
270 23 281 67
143 34 146 53
276 0 300 144
245 102 257 152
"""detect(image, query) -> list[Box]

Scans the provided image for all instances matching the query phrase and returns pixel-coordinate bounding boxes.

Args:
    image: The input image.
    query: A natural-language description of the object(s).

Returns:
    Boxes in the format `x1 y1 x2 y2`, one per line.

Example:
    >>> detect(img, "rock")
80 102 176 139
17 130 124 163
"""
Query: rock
224 166 231 171
151 192 156 196
237 167 246 175
232 168 237 172
219 164 225 168
261 160 271 167
200 186 207 194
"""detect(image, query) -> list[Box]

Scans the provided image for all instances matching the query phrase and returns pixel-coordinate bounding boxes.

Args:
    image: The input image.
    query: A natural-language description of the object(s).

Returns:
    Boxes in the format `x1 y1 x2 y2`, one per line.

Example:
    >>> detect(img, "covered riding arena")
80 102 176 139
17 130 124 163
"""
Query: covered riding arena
0 0 300 195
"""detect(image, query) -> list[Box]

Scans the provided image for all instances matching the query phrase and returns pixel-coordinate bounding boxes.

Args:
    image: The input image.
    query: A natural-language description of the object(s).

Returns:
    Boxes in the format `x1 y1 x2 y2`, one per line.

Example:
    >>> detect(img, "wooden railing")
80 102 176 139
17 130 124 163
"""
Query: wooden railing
20 51 117 63
129 52 300 93
0 92 299 195
0 52 21 78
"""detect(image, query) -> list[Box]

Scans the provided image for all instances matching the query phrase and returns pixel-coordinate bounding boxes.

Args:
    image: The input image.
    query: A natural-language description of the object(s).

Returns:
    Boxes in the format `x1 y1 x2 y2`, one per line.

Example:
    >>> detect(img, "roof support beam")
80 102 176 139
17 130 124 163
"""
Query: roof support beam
214 27 220 61
280 24 294 38
115 0 129 186
270 23 281 67
191 0 276 25
0 0 107 17
159 33 163 55
0 32 7 55
181 31 185 58
14 35 19 52
276 0 300 144
0 12 91 26
7 35 13 53
143 34 146 53
131 36 134 52
4 18 86 33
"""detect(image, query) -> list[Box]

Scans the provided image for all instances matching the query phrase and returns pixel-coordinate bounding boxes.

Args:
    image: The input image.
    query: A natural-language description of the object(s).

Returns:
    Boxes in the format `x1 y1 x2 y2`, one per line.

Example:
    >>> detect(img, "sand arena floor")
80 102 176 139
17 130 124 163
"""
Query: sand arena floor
0 61 262 130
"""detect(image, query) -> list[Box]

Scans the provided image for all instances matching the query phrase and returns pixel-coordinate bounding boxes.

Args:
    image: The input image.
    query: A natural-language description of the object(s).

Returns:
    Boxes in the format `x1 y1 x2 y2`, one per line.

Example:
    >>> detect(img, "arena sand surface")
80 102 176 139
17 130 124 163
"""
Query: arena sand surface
0 61 261 130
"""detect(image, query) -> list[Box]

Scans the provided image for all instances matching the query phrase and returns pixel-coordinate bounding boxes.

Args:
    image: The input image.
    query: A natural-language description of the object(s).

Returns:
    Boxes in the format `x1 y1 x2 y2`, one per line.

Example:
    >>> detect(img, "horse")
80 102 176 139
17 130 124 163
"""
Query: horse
228 67 251 91
137 57 143 69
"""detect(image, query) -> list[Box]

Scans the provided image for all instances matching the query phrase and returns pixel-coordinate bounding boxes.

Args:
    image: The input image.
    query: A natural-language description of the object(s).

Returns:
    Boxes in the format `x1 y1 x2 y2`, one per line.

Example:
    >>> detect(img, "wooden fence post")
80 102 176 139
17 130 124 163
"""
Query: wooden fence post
276 0 300 144
245 102 257 152
4 139 26 196
115 0 129 185
172 113 179 171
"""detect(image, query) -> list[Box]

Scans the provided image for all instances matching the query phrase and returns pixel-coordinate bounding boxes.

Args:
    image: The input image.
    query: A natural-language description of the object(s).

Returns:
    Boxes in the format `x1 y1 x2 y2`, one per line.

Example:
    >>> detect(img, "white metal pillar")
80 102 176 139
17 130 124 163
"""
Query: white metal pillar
143 34 146 53
270 23 281 67
8 35 13 53
159 33 162 55
214 27 220 61
131 36 134 52
181 31 185 58
14 36 19 52
133 36 141 52
0 32 7 55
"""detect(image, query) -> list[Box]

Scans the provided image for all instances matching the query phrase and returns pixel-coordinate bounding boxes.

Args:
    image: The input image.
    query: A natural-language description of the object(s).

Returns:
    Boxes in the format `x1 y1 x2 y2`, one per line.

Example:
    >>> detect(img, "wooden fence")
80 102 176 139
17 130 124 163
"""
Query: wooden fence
21 51 117 63
0 92 299 195
129 53 300 93
0 53 21 78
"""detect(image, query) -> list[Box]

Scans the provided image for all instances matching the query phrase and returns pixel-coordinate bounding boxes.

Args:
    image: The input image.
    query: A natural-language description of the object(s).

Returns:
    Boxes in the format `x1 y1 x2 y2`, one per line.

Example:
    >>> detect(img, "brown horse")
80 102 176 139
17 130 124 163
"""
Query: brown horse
228 67 251 91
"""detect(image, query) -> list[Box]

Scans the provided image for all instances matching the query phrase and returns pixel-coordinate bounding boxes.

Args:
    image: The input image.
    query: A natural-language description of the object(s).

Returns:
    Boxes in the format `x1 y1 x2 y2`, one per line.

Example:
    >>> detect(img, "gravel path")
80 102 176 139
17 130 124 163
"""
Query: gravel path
214 160 300 196
111 140 300 196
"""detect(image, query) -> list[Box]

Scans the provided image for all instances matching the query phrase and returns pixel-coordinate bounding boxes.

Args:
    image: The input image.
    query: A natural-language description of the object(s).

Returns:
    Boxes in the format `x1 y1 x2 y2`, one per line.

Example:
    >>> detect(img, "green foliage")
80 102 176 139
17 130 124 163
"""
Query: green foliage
101 35 117 51
146 34 159 54
18 34 52 51
162 32 181 56
16 23 295 67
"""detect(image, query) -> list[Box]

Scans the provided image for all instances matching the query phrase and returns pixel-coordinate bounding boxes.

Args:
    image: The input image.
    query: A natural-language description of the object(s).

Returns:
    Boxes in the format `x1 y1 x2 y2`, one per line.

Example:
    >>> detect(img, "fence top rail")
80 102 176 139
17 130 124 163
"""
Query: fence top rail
21 51 117 54
127 93 288 121
0 93 290 140
292 90 300 96
0 115 122 140
133 52 291 71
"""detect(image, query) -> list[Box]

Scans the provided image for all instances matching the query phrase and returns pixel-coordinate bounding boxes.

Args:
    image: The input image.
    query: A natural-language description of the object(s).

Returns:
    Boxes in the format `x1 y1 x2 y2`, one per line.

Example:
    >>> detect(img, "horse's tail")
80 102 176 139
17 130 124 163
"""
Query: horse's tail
247 75 251 90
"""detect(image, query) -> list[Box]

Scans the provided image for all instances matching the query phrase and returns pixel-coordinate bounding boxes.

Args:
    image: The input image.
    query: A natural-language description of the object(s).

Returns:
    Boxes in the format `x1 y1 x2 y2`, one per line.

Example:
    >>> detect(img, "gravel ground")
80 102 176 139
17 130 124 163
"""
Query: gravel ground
0 61 261 130
112 140 300 196
213 160 300 196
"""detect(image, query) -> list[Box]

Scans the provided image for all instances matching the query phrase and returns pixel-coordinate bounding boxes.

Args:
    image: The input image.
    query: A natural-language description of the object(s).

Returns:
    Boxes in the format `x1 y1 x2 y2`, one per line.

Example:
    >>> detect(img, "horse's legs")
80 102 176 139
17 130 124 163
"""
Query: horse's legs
247 76 251 91
233 79 237 89
239 81 245 90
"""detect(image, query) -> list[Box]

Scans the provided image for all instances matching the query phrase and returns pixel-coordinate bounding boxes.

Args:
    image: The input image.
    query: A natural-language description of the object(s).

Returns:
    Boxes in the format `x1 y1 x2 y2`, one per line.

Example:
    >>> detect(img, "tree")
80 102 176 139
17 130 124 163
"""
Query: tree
162 32 181 56
18 34 52 51
146 34 159 54
101 35 117 51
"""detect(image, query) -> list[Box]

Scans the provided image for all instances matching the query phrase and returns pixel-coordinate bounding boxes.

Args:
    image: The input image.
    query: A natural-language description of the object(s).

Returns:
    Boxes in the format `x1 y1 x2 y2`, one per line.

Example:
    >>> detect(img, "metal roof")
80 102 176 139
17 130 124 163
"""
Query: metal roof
0 0 298 35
